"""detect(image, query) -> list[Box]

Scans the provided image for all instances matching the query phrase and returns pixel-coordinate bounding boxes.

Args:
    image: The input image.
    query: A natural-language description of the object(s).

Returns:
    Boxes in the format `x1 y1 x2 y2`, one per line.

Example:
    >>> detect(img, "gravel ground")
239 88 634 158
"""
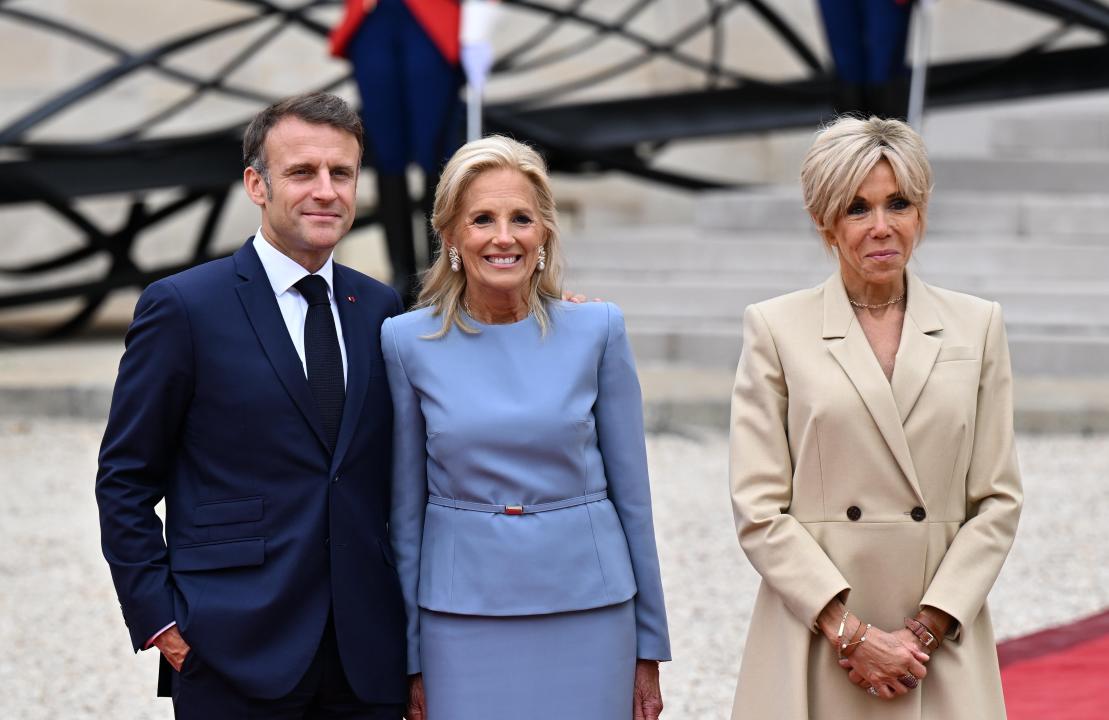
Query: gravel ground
2 419 1107 719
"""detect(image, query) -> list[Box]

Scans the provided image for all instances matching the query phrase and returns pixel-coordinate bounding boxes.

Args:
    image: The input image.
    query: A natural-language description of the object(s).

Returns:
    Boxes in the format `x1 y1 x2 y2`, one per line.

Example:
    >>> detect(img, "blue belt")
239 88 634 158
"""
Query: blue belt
427 490 608 516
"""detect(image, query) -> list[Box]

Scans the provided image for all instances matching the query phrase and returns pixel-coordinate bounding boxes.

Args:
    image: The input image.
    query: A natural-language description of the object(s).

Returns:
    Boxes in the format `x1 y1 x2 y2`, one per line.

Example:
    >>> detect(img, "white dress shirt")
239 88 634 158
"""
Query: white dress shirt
252 230 348 386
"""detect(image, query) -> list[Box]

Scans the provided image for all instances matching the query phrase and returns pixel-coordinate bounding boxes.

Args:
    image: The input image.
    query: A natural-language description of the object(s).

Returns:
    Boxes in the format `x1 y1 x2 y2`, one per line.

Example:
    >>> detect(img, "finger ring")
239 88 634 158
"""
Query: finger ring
867 687 880 697
899 673 919 689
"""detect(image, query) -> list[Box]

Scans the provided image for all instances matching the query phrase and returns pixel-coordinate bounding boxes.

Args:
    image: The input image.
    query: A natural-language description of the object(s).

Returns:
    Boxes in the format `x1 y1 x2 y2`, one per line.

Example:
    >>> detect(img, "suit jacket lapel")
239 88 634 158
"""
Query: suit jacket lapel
890 271 943 423
822 274 925 503
330 266 369 470
233 241 330 452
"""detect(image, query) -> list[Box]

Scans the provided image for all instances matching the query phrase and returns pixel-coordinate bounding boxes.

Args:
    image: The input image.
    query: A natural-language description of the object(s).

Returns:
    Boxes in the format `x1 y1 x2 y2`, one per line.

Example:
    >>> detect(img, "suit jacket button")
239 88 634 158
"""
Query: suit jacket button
911 506 926 522
846 506 862 521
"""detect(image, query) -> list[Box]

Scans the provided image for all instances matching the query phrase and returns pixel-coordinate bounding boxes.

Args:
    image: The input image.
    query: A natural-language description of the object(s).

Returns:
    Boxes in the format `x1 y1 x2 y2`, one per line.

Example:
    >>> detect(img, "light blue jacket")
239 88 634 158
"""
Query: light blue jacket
382 301 671 674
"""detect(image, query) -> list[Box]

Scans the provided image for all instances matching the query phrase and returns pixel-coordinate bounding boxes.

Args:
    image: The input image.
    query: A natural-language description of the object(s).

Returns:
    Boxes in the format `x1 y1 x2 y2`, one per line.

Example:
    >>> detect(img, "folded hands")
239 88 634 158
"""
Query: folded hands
818 598 951 701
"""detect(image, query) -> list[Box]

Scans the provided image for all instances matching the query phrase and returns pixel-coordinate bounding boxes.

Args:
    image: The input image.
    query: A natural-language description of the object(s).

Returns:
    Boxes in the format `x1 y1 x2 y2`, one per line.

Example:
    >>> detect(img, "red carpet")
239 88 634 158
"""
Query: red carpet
999 609 1109 720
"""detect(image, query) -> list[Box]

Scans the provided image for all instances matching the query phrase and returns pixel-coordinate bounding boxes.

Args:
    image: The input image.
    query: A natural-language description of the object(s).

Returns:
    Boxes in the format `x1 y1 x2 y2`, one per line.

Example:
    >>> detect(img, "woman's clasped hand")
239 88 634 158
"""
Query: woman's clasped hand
836 622 929 700
817 601 936 701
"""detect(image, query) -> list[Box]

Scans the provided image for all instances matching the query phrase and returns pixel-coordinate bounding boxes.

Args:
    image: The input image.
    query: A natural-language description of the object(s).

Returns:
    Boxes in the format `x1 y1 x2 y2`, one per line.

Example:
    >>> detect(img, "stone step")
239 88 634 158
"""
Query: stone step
567 269 1106 298
695 189 1109 241
636 366 1109 434
624 322 1109 378
991 112 1109 158
564 236 1109 283
567 280 1109 330
931 157 1109 194
568 227 1109 248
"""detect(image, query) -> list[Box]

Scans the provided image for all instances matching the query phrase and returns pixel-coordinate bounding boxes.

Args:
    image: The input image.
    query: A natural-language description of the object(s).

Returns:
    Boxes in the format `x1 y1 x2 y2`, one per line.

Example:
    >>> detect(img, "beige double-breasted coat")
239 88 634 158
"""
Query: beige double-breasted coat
729 272 1023 720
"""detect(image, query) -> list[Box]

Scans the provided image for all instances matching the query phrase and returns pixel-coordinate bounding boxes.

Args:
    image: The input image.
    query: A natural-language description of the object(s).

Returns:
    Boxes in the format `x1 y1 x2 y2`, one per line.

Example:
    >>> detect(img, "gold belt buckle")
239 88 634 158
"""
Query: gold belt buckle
504 505 524 516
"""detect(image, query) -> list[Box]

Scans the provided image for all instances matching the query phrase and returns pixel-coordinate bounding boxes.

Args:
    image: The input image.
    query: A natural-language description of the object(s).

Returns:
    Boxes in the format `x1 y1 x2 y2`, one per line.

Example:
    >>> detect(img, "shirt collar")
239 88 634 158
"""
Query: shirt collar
252 229 335 299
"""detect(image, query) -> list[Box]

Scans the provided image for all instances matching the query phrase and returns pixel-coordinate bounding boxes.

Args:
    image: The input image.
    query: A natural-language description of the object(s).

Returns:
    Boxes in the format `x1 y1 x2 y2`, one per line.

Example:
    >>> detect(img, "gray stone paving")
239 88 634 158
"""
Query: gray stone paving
1 419 1106 719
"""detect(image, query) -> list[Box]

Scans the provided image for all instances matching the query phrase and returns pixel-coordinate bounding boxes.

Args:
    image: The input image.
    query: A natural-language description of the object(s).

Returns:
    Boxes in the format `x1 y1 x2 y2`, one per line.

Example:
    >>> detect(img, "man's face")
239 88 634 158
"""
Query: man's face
244 116 360 271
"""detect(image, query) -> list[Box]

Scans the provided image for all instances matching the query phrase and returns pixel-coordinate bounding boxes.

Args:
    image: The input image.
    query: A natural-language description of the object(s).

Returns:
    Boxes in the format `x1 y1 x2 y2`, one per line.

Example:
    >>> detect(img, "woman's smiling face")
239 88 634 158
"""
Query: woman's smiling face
446 167 546 302
827 159 921 291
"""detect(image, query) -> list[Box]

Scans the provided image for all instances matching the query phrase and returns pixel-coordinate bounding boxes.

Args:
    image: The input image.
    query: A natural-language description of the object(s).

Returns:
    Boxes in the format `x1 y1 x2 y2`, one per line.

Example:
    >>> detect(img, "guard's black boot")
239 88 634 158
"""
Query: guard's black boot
420 172 441 270
831 81 866 118
376 173 419 307
869 78 910 120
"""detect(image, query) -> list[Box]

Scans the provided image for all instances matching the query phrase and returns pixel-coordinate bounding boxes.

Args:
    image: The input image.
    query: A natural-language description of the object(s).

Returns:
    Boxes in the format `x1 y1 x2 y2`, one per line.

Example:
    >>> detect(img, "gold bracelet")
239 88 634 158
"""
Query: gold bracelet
838 619 863 658
842 623 871 659
836 608 850 645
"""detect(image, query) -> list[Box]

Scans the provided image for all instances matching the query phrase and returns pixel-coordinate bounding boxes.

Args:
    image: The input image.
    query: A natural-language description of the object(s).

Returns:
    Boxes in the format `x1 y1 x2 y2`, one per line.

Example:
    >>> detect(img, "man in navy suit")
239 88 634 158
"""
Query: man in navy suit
96 92 406 718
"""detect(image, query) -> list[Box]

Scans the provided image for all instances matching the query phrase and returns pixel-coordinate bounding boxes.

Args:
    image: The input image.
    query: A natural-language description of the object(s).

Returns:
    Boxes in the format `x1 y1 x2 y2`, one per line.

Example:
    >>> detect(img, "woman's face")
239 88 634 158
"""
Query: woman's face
826 159 921 290
447 167 546 301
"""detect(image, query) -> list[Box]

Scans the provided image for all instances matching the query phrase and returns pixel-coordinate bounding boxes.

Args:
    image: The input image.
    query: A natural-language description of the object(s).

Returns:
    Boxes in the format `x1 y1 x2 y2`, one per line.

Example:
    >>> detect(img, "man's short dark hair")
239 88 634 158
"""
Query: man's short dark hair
242 92 364 192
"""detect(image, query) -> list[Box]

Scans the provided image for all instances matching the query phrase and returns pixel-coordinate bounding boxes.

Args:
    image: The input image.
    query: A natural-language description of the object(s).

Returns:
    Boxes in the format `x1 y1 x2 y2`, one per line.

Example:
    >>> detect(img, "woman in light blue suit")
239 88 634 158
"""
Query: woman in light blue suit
381 135 670 720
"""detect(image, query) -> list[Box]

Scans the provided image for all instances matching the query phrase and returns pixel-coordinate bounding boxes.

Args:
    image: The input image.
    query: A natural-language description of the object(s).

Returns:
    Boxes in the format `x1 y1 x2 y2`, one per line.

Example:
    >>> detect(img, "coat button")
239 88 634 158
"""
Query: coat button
846 506 862 521
332 474 340 484
911 507 927 522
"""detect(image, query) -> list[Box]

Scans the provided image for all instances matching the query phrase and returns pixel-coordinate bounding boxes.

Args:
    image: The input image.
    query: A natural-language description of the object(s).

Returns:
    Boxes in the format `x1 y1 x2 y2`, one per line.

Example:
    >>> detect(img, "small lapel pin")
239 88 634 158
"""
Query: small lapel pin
347 295 356 303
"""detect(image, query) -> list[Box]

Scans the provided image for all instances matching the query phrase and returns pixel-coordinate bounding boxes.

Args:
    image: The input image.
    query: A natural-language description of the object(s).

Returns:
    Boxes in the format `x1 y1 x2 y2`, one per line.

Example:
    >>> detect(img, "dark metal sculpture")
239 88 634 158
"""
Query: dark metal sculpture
2 0 1107 339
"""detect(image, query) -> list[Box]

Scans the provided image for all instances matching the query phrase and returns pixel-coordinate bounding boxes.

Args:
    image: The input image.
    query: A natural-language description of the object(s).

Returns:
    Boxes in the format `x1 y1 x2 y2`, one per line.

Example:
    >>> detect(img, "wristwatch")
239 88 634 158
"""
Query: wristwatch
904 617 940 650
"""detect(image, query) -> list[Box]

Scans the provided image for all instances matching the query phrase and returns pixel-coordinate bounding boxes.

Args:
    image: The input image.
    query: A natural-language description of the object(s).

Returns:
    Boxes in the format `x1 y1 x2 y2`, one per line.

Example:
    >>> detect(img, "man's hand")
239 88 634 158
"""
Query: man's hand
152 626 191 672
405 673 426 720
633 659 664 720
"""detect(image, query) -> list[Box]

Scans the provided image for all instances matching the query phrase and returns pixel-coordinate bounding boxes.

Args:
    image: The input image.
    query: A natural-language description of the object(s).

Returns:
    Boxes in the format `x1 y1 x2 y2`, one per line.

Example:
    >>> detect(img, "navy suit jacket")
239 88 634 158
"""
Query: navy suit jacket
95 239 407 702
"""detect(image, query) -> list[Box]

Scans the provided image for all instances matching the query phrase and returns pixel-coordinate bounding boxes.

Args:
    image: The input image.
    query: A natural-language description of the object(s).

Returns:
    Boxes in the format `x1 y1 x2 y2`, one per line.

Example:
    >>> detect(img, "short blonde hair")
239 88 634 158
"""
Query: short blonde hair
417 135 564 338
801 116 932 246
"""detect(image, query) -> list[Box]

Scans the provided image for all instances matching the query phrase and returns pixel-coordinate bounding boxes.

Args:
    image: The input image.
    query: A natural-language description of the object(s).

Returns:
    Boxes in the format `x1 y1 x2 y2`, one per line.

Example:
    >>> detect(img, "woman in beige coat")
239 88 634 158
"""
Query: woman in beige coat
729 116 1022 719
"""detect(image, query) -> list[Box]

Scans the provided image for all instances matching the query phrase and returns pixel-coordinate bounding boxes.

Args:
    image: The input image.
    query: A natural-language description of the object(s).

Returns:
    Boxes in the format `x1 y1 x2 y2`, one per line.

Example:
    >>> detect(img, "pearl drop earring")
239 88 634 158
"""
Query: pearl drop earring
448 246 460 272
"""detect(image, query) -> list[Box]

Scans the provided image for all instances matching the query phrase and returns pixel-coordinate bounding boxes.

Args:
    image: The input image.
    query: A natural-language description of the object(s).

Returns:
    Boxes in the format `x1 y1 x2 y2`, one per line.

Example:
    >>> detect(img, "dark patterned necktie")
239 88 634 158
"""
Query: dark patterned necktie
294 275 345 452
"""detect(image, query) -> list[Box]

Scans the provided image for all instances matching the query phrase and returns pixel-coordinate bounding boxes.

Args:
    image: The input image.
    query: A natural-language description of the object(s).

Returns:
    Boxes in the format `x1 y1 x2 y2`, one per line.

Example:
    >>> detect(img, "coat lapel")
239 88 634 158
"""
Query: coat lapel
890 271 943 423
233 241 329 452
822 274 925 503
330 266 369 470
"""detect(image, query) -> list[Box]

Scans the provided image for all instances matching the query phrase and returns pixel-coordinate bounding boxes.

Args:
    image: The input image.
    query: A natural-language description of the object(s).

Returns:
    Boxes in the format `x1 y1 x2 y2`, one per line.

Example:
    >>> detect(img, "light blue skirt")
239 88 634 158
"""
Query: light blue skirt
420 600 636 720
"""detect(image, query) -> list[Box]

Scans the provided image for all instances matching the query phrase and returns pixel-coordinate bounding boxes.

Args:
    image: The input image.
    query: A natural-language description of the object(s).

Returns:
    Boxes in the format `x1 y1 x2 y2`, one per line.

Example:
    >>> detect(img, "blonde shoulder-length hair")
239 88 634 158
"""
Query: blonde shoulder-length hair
801 115 933 249
416 134 564 339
